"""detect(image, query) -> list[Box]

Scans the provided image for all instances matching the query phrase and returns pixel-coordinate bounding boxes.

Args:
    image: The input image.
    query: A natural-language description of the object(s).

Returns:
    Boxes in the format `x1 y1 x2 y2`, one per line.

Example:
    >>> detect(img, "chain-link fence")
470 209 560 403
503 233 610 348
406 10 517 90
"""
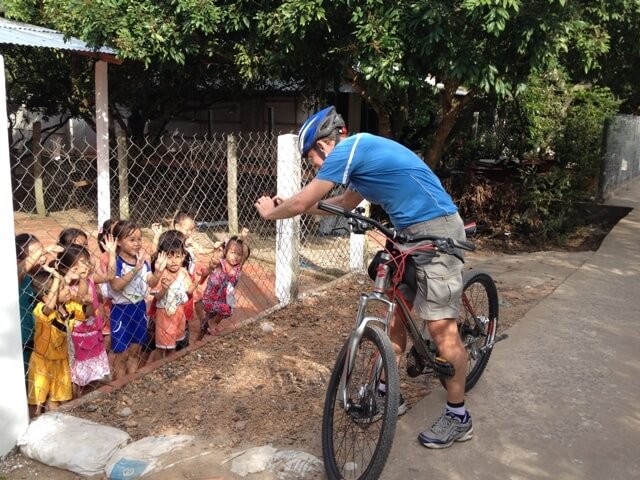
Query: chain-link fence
12 125 359 409
599 114 640 201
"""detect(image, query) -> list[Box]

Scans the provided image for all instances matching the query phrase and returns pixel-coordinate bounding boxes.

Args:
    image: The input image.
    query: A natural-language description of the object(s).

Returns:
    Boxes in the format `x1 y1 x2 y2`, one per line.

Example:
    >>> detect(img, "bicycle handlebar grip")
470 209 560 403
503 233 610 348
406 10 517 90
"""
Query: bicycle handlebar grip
317 201 345 216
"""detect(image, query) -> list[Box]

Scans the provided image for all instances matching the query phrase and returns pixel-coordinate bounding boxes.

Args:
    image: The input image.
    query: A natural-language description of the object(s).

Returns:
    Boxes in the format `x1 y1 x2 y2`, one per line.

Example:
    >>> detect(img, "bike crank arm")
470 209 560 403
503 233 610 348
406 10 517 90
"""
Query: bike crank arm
479 333 509 353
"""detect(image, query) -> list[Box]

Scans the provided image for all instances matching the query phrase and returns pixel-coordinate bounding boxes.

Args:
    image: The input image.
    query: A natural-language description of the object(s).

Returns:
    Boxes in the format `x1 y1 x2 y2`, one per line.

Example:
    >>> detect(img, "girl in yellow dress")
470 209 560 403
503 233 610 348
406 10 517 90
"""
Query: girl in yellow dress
27 268 73 416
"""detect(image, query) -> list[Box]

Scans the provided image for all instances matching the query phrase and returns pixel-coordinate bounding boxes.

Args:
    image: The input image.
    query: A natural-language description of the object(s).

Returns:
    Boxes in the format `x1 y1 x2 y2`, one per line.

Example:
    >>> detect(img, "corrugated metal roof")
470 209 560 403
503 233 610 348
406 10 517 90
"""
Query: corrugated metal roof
0 17 116 57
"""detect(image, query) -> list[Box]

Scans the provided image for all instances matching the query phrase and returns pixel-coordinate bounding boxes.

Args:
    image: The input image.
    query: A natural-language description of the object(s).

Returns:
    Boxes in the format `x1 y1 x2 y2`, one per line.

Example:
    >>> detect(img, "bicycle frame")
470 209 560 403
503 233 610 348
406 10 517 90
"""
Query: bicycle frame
338 292 394 408
337 250 438 410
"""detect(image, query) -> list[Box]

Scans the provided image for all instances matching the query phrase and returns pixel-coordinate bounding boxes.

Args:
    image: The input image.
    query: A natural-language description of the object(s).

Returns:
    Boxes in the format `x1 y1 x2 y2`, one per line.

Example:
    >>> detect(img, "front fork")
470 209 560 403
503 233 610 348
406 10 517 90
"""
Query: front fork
338 293 396 409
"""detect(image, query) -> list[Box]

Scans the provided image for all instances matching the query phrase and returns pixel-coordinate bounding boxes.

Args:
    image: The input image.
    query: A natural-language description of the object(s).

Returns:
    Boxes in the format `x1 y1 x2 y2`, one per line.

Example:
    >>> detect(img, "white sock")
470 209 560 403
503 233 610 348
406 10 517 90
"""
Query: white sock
446 403 466 418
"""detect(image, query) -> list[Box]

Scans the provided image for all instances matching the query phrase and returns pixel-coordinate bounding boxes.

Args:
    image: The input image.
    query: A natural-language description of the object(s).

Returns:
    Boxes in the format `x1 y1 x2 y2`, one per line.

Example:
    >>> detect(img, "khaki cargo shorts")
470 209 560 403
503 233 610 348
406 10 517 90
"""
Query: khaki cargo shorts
399 213 466 321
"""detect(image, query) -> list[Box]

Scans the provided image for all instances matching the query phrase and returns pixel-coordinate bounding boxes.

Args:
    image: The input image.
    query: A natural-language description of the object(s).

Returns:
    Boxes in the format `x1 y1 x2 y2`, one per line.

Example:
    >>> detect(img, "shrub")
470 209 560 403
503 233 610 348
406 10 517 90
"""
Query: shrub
512 166 575 241
554 86 621 198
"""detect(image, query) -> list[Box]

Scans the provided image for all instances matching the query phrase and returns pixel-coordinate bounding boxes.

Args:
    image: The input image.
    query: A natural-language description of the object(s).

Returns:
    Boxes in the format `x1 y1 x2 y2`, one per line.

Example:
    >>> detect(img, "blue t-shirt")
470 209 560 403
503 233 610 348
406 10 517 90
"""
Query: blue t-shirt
316 133 457 229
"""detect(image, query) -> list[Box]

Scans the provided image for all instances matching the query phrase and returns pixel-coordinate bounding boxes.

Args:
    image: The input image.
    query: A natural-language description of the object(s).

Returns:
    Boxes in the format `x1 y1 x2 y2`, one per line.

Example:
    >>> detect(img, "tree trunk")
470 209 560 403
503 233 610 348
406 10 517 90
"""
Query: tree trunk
376 111 392 138
389 90 409 139
32 121 46 216
426 80 475 170
345 69 393 138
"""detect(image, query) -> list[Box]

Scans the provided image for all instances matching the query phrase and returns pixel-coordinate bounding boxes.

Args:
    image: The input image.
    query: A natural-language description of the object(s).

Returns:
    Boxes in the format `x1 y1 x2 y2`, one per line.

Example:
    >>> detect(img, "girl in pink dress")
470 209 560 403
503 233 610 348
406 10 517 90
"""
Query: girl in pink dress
56 237 116 395
196 229 250 340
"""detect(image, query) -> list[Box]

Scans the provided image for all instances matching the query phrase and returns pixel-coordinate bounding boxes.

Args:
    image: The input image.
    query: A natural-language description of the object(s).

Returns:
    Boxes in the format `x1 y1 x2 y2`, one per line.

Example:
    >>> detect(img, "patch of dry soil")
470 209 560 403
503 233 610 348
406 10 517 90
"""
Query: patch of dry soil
0 267 562 480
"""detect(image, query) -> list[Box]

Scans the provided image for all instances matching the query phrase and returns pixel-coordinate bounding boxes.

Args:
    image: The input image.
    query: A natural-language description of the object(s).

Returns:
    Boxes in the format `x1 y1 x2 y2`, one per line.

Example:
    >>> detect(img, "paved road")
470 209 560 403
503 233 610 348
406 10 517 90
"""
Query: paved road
383 177 640 479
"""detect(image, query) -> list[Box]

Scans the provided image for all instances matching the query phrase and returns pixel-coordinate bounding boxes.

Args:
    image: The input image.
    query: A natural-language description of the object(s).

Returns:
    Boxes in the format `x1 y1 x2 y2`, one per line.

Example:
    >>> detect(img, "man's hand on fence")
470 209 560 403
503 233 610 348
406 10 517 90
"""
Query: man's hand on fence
255 196 280 219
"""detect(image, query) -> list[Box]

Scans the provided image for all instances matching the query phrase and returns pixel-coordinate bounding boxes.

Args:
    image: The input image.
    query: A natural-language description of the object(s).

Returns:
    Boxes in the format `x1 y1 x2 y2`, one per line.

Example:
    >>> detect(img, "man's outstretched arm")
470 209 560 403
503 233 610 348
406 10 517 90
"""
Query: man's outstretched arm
255 178 336 220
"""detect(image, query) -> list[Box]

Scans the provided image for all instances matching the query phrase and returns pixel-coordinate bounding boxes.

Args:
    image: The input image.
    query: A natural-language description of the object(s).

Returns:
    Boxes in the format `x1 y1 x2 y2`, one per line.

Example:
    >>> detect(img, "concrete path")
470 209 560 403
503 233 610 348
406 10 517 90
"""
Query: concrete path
383 177 640 479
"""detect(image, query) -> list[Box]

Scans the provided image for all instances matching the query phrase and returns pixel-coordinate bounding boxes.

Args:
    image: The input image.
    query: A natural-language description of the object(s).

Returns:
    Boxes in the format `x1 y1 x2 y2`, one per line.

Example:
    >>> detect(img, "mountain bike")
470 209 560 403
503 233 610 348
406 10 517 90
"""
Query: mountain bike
318 201 506 480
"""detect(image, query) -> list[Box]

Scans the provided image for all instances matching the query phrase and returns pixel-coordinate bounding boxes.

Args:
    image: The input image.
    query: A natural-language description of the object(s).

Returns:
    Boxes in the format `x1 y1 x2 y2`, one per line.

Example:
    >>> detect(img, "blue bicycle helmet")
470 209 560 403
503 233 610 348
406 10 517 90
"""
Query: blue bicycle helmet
298 106 346 157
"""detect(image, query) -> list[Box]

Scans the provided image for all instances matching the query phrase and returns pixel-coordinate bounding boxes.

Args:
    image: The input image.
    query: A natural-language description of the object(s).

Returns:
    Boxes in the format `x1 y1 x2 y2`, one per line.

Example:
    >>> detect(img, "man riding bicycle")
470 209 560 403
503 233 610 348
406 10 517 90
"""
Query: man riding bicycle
254 106 472 448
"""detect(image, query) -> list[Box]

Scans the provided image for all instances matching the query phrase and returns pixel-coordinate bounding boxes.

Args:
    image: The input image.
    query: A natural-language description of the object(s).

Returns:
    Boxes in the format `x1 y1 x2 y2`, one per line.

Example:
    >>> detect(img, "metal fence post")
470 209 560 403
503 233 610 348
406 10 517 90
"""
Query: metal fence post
350 200 369 272
227 133 239 234
275 134 300 304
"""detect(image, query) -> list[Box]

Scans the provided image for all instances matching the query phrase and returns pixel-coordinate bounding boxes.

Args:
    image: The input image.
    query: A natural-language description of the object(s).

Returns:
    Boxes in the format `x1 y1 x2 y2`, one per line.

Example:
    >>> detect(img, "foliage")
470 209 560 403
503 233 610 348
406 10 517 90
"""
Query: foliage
518 69 571 156
564 0 640 114
4 0 639 166
554 86 621 197
2 44 95 140
513 166 575 241
451 78 621 244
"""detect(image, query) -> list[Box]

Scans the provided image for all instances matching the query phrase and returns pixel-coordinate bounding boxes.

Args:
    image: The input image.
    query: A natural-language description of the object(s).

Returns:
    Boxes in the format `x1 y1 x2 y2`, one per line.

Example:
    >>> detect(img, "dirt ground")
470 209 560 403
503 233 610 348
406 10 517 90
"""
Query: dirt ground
0 251 560 480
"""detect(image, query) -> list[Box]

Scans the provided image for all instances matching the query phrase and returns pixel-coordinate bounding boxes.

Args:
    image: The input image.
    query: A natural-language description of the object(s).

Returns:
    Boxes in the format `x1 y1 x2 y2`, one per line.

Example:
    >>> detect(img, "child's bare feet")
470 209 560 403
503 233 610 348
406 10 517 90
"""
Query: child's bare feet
208 326 225 336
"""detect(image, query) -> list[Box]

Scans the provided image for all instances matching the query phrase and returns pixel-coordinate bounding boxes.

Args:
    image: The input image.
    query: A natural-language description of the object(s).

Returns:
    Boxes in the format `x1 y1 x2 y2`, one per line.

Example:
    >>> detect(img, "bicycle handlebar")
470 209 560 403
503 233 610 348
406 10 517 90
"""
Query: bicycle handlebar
317 201 476 253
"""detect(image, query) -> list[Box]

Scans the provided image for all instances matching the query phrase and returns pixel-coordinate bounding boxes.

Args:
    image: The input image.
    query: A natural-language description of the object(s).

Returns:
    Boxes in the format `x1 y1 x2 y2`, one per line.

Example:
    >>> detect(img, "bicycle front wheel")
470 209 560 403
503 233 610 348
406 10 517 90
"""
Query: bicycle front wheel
322 325 399 480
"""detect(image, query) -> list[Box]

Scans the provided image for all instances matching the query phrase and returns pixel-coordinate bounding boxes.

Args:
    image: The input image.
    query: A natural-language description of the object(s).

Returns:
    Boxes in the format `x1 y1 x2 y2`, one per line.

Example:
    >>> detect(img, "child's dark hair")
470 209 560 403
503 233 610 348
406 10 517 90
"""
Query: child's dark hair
56 244 91 276
151 230 191 272
31 269 55 302
173 211 193 228
16 233 39 261
98 219 118 253
224 236 251 260
112 220 140 241
58 228 88 247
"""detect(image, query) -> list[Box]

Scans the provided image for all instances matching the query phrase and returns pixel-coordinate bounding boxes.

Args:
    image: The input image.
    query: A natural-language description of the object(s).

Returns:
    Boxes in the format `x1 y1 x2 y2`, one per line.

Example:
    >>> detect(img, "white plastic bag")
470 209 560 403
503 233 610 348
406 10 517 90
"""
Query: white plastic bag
18 412 130 477
105 435 194 479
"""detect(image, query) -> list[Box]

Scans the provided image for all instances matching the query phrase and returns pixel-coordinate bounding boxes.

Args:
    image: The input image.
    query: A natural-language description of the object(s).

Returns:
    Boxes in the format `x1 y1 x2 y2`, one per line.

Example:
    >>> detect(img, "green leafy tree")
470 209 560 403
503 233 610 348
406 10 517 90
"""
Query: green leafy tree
2 44 95 144
4 0 639 165
233 0 640 166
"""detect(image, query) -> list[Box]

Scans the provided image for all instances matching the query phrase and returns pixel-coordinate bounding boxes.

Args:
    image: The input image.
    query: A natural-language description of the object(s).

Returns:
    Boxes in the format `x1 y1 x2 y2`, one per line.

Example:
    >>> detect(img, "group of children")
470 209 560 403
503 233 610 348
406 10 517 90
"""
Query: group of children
16 213 251 416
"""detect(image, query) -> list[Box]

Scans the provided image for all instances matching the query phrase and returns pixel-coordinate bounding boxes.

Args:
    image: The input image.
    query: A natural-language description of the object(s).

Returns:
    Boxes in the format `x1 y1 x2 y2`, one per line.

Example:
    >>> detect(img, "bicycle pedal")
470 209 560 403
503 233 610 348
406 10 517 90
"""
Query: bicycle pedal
433 356 455 378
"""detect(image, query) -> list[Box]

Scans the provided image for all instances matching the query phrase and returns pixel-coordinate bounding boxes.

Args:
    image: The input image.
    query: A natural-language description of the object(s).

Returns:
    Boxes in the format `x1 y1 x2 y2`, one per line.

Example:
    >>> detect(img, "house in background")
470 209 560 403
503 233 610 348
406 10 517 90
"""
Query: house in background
167 90 378 137
12 87 379 152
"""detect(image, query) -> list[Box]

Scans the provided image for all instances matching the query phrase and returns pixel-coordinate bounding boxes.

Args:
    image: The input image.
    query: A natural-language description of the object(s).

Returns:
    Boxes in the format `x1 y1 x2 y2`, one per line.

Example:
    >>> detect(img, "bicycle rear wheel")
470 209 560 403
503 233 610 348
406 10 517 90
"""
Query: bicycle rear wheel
438 270 499 391
459 270 499 391
322 325 399 480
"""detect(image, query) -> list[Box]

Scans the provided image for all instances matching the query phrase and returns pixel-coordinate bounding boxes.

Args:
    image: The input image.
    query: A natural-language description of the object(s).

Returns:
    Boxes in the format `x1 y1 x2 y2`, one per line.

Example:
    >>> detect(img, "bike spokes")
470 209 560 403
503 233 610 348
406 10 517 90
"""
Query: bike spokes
322 326 399 480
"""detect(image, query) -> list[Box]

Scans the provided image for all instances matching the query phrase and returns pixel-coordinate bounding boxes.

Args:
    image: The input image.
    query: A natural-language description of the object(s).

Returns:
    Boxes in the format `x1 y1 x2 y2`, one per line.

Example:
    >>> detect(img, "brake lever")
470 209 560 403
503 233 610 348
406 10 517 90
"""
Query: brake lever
432 238 454 254
348 217 369 235
439 238 476 253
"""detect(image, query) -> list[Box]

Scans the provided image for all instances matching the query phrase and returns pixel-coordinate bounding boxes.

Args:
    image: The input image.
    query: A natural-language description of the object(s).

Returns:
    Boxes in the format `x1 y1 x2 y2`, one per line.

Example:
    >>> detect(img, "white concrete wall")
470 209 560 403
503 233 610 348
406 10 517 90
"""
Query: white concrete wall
0 55 30 457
